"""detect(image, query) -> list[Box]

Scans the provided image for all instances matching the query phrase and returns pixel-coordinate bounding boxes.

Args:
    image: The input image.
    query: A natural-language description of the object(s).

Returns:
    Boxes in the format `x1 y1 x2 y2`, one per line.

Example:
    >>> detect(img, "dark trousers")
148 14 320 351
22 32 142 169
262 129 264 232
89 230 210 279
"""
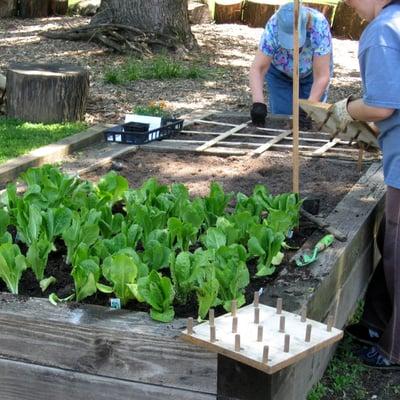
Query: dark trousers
362 186 400 363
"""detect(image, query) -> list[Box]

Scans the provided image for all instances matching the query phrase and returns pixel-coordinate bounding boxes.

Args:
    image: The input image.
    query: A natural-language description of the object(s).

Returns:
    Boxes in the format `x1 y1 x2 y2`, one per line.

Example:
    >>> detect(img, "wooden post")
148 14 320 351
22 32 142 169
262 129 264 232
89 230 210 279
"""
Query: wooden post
6 63 89 123
292 0 300 194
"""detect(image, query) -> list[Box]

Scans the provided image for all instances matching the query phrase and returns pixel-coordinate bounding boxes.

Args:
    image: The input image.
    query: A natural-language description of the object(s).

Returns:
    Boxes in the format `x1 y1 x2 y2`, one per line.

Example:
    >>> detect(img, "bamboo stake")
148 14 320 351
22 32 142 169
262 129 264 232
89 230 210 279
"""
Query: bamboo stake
292 0 300 194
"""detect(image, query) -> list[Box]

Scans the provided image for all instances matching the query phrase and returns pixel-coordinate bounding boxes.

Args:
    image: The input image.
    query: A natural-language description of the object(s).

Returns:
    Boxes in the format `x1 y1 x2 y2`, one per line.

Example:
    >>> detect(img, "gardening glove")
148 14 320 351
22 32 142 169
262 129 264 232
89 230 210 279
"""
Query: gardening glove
300 97 380 149
299 108 312 130
251 102 268 126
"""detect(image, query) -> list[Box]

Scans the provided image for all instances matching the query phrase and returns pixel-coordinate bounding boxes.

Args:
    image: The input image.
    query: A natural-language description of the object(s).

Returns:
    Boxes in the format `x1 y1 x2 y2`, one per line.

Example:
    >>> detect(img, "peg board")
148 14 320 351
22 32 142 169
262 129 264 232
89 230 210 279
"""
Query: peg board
181 304 343 375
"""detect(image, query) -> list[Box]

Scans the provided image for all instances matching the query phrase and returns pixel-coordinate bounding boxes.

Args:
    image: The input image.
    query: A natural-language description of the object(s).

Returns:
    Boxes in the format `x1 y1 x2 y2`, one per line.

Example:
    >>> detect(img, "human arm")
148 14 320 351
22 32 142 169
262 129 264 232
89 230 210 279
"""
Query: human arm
308 53 330 102
249 50 272 104
347 98 394 122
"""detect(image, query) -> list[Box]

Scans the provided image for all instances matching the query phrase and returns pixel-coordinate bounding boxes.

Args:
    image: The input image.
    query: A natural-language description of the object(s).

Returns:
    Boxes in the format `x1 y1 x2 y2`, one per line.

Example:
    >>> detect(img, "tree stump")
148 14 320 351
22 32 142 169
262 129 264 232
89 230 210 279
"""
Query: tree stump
6 64 89 123
303 2 335 26
214 0 242 24
242 0 277 28
332 2 368 40
19 0 50 17
0 0 17 17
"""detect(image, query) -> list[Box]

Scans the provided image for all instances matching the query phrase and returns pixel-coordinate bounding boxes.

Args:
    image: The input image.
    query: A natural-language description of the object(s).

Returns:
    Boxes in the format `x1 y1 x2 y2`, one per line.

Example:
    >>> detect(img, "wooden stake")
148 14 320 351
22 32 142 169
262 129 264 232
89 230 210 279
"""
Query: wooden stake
209 309 215 326
210 325 216 342
235 334 241 352
231 300 237 317
305 324 312 342
327 315 334 332
279 315 286 333
292 0 300 194
262 345 269 364
276 298 283 314
257 325 263 342
284 334 290 353
301 306 307 323
232 316 238 333
253 291 260 307
187 317 194 335
254 307 260 324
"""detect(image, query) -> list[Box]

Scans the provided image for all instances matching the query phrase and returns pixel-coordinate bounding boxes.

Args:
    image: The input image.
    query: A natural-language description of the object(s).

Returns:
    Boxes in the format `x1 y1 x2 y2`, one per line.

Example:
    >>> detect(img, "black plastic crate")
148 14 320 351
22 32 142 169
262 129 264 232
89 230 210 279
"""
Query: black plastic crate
104 118 184 145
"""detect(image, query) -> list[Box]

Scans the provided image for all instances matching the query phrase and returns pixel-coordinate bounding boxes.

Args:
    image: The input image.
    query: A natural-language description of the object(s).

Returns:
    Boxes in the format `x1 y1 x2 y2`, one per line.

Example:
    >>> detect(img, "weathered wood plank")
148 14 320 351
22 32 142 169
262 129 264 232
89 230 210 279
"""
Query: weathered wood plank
0 295 217 394
0 358 215 400
251 130 292 156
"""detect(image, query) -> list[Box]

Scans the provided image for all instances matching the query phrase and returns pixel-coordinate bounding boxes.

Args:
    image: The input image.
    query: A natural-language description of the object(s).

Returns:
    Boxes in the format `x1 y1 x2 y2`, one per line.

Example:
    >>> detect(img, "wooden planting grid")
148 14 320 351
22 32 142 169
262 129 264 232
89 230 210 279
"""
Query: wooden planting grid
146 112 381 162
182 301 343 375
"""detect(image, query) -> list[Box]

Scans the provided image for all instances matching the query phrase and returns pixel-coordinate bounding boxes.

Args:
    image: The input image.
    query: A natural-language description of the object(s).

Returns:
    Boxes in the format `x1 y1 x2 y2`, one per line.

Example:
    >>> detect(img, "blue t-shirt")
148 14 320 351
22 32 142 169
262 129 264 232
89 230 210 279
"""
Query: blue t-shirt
259 7 332 78
359 3 400 189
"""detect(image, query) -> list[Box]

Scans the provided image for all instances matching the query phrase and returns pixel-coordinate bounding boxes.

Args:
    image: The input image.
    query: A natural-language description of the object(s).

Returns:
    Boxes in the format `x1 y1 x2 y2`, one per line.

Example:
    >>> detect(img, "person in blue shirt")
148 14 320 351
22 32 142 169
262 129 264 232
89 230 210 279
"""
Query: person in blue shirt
342 0 400 370
249 2 333 127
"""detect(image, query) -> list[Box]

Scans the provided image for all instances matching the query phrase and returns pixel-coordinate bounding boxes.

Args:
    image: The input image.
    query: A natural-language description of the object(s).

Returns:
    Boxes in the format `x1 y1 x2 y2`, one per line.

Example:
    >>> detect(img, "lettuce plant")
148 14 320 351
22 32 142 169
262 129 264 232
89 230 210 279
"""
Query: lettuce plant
0 243 27 294
0 209 12 244
137 270 175 322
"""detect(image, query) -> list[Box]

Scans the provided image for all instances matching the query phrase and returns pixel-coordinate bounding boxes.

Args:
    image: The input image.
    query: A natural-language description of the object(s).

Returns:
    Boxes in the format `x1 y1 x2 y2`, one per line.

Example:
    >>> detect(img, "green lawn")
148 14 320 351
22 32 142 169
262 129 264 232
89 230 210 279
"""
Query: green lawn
0 117 87 165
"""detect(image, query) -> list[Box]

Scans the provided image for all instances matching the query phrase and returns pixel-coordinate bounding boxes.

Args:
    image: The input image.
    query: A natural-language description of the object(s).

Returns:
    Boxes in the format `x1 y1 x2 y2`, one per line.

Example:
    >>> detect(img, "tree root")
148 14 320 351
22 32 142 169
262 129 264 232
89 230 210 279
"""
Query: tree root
40 23 180 54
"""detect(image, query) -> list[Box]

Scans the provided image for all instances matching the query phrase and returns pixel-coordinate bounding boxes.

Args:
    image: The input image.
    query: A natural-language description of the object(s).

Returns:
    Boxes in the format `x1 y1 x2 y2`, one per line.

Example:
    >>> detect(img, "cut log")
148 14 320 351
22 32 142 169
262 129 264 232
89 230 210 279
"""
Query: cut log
18 0 49 17
0 0 17 17
6 63 89 123
242 0 277 28
214 0 242 24
49 0 68 15
188 1 212 24
332 2 368 40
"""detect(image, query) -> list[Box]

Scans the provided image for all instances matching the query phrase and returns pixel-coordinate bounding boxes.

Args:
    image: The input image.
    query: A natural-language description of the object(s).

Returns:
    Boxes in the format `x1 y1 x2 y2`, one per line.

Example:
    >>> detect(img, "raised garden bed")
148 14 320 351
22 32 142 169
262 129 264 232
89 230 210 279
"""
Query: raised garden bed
0 113 386 400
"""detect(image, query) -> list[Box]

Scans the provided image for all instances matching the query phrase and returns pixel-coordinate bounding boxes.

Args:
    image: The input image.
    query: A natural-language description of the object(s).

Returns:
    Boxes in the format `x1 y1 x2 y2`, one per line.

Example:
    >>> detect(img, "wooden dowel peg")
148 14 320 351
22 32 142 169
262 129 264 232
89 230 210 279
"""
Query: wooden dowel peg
209 309 215 326
232 316 238 333
327 315 334 332
254 291 260 307
210 325 216 343
301 306 307 323
257 325 263 342
279 315 285 333
187 317 194 335
254 307 260 324
276 298 283 314
235 334 241 352
262 345 269 364
284 334 290 353
305 324 312 342
231 300 237 317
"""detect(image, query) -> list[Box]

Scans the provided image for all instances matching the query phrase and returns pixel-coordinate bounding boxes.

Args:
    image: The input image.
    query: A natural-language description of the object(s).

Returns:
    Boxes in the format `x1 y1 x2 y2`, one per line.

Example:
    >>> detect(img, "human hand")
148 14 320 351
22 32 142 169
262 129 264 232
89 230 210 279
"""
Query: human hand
251 102 268 126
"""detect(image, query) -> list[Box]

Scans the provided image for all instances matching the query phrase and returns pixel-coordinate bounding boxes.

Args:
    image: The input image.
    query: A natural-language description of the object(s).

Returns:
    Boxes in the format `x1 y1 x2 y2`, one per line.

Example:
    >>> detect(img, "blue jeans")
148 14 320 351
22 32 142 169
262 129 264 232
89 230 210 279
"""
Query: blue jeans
265 64 329 115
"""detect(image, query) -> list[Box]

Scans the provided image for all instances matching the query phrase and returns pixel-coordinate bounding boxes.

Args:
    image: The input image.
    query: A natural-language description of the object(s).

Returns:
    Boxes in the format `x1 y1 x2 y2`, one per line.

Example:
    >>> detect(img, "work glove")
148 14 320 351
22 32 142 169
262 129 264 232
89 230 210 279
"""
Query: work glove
251 102 268 126
299 108 312 130
300 97 380 149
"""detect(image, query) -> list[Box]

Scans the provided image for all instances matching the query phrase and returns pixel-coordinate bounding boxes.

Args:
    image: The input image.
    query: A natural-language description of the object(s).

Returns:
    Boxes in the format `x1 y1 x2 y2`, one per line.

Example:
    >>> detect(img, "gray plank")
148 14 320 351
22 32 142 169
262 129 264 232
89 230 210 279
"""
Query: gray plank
0 358 215 400
0 295 216 394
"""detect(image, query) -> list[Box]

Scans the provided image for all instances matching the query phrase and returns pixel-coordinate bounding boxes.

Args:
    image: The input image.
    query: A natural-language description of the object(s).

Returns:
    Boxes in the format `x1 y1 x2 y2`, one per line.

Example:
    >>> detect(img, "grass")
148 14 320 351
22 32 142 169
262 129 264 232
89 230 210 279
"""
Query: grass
132 102 173 118
0 117 87 165
104 56 209 84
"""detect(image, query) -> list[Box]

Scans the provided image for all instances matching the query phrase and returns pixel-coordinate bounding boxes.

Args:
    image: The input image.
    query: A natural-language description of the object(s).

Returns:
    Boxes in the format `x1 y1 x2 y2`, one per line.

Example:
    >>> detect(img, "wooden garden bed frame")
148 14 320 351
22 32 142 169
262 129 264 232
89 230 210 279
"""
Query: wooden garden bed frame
0 112 386 400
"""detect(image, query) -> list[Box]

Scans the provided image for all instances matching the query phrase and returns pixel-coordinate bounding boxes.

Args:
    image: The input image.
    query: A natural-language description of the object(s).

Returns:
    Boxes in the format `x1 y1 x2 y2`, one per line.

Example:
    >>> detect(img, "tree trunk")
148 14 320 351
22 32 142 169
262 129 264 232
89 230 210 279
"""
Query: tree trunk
6 64 89 123
214 0 242 24
242 0 276 28
49 0 68 15
332 2 368 40
19 0 50 18
91 0 197 50
0 0 17 17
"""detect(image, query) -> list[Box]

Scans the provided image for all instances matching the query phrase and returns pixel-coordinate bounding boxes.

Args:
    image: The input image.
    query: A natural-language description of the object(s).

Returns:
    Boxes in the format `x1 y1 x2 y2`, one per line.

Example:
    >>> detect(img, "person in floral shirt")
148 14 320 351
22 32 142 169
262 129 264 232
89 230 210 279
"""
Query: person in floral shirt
249 2 333 126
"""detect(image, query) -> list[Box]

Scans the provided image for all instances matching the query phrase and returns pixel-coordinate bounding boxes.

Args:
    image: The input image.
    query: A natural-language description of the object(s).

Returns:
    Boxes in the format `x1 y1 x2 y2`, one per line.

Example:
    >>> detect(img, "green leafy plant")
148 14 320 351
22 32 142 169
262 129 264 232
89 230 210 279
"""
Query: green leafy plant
137 270 175 322
0 243 27 294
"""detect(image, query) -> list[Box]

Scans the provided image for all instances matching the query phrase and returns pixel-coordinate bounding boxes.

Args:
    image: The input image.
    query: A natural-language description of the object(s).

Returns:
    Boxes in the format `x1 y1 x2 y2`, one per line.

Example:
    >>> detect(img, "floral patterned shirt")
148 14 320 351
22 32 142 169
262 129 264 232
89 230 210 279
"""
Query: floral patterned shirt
259 7 332 78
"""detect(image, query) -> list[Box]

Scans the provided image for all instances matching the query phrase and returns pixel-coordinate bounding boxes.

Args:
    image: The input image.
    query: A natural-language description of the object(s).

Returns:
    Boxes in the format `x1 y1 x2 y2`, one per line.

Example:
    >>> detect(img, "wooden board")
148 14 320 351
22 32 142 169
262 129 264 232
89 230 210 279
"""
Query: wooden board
299 99 380 149
182 303 343 375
